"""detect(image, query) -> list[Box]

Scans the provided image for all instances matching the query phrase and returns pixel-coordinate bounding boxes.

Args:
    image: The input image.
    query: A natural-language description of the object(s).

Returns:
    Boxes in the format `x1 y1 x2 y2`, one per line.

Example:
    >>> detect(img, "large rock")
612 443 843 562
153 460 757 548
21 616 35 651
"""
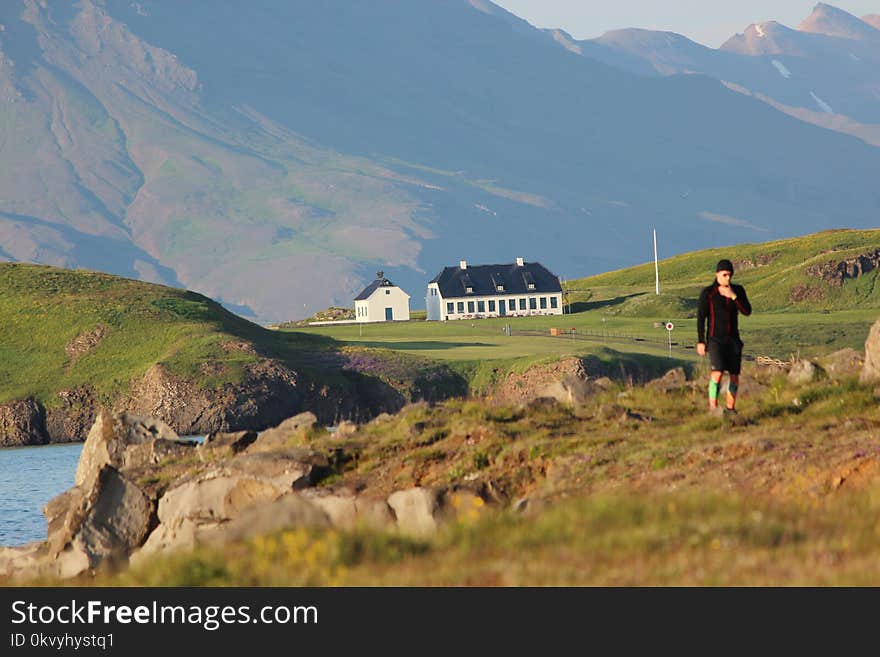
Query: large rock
197 430 258 458
646 367 688 392
0 398 49 447
0 542 48 581
861 320 880 383
157 473 288 527
130 518 203 567
538 375 607 406
788 359 822 385
204 494 330 545
248 412 318 452
387 487 441 536
156 448 325 524
818 348 864 379
300 490 395 530
75 410 179 487
44 466 153 577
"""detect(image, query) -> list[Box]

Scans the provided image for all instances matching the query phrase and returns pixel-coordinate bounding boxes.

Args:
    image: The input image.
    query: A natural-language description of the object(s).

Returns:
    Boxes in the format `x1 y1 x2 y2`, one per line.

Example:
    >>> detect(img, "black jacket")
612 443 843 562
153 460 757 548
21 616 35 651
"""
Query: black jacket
697 282 751 343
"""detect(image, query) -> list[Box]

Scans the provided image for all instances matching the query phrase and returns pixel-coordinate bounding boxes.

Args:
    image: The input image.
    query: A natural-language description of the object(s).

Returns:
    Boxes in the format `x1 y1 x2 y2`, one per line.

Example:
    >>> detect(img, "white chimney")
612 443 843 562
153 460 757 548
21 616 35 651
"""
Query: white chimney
460 260 467 270
516 257 524 267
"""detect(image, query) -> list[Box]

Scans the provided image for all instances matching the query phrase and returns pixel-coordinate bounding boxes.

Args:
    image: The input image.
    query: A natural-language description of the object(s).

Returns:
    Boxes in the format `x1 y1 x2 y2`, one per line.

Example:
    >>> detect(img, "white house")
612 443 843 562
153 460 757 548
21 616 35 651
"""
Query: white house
426 258 563 321
354 271 411 322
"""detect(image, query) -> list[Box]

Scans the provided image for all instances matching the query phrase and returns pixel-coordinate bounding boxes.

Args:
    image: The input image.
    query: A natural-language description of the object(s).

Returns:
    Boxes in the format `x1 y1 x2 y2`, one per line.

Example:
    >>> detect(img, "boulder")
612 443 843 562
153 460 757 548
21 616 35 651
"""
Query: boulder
302 492 358 528
198 430 258 457
124 438 197 471
0 398 49 447
75 410 179 487
157 473 287 527
230 448 329 489
247 411 318 453
0 542 48 581
818 348 864 379
387 487 441 536
538 374 605 406
299 490 394 530
647 367 688 392
44 465 153 577
205 494 330 544
130 518 203 567
787 359 822 385
861 319 880 383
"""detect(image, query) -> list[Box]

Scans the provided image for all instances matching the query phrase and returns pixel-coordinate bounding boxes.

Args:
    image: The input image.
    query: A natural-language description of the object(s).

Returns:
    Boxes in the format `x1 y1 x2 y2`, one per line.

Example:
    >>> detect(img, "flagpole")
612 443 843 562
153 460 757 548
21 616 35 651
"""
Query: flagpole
653 228 660 295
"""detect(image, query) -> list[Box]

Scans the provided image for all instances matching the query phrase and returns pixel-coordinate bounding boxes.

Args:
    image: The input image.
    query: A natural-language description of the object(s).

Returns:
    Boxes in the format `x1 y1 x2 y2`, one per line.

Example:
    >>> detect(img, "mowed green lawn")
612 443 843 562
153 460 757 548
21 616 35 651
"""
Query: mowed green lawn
293 306 879 364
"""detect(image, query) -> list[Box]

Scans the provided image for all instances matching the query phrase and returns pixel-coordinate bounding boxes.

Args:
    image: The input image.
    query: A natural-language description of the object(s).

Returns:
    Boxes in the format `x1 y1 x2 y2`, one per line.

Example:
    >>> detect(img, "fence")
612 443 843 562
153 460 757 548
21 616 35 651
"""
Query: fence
508 326 758 361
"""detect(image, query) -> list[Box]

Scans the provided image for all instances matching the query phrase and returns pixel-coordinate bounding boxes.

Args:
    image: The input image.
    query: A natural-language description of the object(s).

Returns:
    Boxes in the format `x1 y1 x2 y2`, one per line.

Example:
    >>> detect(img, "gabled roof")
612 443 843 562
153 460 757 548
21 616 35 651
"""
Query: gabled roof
355 276 409 300
429 261 561 299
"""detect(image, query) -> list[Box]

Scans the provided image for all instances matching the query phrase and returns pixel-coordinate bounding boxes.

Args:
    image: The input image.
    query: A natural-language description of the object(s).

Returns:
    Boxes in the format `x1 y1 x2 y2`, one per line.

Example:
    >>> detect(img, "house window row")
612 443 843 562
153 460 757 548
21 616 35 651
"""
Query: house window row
444 295 559 316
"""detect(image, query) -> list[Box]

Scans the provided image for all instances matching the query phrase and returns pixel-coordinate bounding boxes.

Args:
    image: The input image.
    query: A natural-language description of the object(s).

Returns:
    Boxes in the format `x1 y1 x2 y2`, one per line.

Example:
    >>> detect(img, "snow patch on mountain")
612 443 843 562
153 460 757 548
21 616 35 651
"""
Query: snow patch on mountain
771 60 791 79
810 91 834 114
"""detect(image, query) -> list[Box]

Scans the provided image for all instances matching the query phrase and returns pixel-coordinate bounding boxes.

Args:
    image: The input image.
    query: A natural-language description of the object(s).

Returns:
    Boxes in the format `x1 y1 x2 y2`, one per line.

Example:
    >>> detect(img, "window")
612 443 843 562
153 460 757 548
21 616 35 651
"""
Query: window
519 298 526 310
467 301 475 313
447 302 454 314
529 297 537 310
386 289 391 295
528 283 535 290
477 300 485 312
497 285 504 292
488 300 496 312
550 296 558 309
457 302 464 314
466 286 473 294
540 297 547 309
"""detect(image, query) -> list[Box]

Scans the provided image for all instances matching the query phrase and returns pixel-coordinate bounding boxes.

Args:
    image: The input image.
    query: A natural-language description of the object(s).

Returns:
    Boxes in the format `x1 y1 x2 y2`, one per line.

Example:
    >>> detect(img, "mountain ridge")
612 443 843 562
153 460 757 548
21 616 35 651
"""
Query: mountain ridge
2 0 880 321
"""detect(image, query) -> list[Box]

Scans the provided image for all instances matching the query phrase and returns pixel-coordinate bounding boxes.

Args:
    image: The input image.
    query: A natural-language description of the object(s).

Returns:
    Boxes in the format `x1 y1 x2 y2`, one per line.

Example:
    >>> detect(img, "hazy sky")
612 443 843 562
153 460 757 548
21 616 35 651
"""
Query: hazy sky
492 1 880 47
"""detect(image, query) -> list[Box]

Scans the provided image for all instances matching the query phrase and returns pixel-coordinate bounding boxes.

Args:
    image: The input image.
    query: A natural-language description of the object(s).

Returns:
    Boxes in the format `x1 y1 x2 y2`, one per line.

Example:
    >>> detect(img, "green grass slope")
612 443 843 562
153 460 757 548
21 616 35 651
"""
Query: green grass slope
0 263 459 413
567 229 880 316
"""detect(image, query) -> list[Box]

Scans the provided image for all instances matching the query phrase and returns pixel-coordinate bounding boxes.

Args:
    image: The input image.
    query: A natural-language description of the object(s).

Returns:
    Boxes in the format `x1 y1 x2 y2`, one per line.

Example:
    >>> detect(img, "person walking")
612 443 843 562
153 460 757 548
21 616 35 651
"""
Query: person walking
696 259 752 415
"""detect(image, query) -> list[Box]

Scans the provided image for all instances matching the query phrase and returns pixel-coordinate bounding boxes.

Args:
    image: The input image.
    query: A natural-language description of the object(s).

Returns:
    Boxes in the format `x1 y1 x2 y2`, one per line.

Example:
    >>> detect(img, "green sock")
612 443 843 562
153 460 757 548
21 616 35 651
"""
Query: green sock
708 380 719 401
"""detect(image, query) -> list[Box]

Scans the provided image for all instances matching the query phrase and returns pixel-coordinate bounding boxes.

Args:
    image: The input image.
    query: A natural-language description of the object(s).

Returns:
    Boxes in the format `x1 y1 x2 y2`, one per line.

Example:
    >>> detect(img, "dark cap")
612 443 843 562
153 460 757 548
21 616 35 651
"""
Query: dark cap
716 259 734 273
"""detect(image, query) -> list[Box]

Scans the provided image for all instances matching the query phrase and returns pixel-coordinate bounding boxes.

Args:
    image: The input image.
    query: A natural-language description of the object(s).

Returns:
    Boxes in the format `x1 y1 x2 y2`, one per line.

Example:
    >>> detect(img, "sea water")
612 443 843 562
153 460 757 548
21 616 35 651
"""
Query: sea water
0 436 205 547
0 442 83 546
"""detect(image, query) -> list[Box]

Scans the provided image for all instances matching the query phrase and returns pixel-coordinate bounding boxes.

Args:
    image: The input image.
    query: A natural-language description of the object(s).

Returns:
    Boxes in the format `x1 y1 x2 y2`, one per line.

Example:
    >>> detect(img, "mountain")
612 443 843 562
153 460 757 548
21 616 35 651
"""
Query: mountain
572 4 880 145
2 1 880 322
797 2 880 40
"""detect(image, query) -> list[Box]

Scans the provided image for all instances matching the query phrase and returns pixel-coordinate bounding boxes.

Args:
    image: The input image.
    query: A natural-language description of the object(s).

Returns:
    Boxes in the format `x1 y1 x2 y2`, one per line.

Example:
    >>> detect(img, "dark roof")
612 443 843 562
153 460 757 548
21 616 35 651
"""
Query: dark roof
355 277 398 300
429 261 561 299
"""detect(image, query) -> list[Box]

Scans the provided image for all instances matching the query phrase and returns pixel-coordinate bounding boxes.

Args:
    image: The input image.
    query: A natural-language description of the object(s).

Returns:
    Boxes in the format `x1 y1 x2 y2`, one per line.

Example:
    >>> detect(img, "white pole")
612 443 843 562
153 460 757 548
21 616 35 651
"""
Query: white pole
653 228 660 295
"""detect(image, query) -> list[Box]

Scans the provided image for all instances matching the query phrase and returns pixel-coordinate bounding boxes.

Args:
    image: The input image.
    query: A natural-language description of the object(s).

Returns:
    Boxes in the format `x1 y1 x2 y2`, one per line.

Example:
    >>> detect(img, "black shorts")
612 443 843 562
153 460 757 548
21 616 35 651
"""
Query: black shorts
707 338 743 375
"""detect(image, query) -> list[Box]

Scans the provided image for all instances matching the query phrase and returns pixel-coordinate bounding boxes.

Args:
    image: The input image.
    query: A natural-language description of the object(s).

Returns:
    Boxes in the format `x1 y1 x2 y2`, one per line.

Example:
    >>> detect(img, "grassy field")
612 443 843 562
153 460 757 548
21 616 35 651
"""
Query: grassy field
291 229 880 373
294 307 877 367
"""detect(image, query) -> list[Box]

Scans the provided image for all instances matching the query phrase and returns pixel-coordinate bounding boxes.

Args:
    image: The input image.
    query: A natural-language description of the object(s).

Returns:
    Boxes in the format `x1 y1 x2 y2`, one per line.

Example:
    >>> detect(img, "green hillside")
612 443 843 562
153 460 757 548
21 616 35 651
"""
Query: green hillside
567 229 880 316
0 263 458 414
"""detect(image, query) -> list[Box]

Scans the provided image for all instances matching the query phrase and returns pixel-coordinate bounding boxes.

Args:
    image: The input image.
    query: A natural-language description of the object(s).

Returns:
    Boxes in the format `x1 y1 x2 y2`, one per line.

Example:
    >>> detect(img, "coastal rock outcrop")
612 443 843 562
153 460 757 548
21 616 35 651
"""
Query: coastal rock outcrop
0 398 48 447
3 407 496 581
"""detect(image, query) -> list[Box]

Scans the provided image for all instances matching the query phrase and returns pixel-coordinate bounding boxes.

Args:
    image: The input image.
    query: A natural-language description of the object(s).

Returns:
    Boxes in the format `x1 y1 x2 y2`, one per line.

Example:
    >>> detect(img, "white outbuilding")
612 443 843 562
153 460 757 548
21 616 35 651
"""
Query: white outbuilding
354 271 411 322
